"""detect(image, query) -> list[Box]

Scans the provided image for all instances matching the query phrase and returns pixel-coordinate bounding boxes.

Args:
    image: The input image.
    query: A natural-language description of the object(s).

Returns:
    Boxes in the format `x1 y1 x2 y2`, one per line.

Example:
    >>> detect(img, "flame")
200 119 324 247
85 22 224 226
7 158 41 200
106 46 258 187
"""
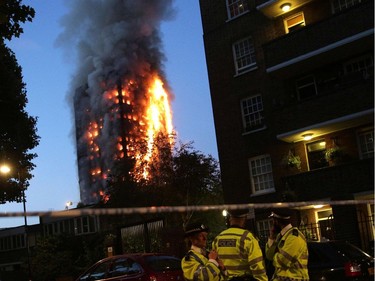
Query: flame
139 76 173 178
85 72 174 201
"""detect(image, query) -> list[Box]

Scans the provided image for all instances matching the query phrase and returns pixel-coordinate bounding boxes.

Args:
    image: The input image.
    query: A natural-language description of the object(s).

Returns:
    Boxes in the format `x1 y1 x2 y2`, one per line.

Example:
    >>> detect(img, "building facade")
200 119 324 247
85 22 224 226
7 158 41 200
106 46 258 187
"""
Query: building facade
199 0 374 250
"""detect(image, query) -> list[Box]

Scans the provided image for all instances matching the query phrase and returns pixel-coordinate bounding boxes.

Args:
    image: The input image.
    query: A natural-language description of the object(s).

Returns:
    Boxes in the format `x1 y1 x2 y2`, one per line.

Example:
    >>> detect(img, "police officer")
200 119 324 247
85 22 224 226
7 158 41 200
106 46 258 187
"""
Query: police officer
212 209 268 281
265 209 309 281
181 222 226 281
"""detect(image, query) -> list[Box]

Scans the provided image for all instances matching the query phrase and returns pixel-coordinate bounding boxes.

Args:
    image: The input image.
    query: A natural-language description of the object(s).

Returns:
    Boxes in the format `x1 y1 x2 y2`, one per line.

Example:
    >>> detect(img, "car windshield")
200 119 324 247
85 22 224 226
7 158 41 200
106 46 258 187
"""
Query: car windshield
144 256 182 271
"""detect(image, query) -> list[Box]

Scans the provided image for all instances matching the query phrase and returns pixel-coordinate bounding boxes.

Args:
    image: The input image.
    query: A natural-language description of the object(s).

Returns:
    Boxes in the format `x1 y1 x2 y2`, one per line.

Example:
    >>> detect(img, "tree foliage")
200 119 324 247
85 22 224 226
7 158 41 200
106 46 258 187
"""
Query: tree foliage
105 135 224 230
30 233 107 281
0 0 39 203
0 0 35 41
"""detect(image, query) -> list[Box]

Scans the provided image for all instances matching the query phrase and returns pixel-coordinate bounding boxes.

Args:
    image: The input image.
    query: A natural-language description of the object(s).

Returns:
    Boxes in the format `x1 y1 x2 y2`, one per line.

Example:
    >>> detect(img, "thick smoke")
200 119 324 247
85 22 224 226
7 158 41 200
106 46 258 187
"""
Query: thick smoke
55 0 176 204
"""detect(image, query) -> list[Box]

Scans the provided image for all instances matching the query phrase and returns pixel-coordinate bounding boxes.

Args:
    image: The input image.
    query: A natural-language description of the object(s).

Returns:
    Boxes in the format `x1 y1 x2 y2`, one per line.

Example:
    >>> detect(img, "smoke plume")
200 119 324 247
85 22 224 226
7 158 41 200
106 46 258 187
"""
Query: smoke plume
55 0 176 204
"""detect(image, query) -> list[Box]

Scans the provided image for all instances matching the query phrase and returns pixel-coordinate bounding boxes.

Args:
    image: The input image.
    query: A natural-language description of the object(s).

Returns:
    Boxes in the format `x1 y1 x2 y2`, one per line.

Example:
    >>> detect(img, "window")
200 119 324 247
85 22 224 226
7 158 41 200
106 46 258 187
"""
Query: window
344 54 373 78
315 208 334 240
331 0 362 13
248 155 275 195
296 75 317 100
0 234 25 251
226 0 249 19
306 140 328 170
110 258 142 277
81 261 110 280
241 95 265 133
233 37 256 75
256 219 273 242
75 216 97 235
284 12 305 33
358 129 374 159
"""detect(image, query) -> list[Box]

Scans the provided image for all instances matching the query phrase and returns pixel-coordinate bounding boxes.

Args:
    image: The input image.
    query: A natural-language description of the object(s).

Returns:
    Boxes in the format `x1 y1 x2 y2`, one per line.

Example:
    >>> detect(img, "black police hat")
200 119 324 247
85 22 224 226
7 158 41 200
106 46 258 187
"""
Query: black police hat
184 222 209 237
228 208 249 218
269 209 292 220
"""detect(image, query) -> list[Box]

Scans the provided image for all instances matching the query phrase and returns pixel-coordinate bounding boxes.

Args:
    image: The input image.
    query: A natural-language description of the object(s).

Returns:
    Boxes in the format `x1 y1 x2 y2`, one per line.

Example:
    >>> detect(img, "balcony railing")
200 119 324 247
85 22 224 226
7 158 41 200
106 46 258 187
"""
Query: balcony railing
263 1 374 69
282 158 374 200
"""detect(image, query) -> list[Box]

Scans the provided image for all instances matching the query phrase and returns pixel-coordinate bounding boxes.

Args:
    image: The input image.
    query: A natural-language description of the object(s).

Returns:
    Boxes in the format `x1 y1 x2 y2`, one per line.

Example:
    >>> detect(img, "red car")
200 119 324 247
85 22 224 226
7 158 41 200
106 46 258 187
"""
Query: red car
75 253 184 281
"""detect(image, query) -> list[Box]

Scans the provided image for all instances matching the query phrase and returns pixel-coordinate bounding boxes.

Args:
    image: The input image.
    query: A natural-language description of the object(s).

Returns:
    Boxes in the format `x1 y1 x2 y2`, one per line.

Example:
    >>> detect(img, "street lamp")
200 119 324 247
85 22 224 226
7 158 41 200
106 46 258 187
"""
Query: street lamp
0 163 32 281
65 201 73 210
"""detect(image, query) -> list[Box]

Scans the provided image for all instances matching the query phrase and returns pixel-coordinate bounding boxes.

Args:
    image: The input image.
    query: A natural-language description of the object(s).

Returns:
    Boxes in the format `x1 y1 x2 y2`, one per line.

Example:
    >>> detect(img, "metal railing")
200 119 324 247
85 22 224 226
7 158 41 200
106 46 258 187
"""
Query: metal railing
256 215 374 255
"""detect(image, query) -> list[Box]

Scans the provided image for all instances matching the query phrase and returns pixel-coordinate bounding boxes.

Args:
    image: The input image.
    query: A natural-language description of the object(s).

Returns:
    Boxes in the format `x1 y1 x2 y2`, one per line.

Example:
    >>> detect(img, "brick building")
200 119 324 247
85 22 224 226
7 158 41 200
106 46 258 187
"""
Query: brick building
198 0 374 249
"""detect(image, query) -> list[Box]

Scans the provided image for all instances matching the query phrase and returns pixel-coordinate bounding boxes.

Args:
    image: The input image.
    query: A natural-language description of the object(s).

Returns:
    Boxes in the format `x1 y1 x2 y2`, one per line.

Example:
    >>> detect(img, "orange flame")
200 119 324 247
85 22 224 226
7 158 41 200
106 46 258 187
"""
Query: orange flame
86 72 174 199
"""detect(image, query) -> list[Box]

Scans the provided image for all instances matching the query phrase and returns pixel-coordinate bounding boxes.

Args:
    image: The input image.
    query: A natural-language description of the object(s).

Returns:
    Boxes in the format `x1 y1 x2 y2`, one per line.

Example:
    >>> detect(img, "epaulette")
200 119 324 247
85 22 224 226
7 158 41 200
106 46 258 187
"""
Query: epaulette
292 228 299 236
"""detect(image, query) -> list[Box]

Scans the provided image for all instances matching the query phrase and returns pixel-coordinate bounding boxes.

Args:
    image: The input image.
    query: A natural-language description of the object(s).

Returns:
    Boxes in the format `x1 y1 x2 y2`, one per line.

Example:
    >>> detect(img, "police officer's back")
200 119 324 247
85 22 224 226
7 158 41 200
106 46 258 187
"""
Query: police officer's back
212 209 268 281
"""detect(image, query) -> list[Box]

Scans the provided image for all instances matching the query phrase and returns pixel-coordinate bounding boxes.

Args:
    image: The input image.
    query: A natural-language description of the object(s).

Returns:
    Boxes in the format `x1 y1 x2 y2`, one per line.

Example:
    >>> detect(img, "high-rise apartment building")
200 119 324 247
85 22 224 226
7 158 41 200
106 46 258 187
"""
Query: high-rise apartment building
199 0 373 249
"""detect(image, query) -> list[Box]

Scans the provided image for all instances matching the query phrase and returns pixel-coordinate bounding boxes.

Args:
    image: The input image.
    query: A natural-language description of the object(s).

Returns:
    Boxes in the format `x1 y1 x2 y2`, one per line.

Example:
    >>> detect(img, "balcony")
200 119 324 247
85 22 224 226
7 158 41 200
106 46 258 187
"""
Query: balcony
282 158 374 200
263 1 374 73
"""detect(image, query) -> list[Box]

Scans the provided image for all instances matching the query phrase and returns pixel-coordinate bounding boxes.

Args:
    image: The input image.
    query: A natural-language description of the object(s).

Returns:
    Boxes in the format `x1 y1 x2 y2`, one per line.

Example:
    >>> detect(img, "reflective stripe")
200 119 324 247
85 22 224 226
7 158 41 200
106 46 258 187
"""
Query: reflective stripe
226 264 249 271
219 254 243 259
189 251 205 265
238 231 249 259
248 256 264 266
207 262 219 277
194 266 209 281
251 268 267 275
186 251 220 281
279 248 294 263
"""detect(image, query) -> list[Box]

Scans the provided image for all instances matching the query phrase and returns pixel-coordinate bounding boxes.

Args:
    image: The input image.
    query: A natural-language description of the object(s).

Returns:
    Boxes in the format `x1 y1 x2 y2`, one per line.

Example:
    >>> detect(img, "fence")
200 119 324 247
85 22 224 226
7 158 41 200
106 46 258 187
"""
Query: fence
256 213 374 255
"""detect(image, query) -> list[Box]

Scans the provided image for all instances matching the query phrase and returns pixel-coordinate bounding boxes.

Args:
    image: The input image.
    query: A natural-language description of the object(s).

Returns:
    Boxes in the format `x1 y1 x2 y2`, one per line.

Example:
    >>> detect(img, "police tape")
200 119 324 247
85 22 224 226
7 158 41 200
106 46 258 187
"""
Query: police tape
0 199 373 217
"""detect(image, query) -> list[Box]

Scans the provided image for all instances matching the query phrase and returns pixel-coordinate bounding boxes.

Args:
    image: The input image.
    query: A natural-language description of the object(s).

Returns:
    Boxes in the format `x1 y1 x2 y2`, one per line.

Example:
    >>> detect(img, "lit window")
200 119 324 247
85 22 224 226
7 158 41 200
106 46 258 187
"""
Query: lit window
284 12 305 33
248 155 275 195
358 129 374 159
233 37 256 75
306 140 328 170
331 0 362 13
226 0 249 19
241 95 265 133
296 75 317 100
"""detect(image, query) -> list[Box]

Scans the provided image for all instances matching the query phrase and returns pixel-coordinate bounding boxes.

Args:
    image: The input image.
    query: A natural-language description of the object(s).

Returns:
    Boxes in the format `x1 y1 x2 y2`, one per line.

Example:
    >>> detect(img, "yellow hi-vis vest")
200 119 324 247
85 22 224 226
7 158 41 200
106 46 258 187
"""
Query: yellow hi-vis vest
181 249 224 281
265 227 309 280
212 227 268 281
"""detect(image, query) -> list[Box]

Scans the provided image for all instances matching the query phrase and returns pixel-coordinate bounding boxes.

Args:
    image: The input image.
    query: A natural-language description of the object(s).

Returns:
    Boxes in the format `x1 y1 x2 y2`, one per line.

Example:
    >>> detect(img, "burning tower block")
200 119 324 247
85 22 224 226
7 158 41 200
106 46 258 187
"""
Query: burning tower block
74 75 173 205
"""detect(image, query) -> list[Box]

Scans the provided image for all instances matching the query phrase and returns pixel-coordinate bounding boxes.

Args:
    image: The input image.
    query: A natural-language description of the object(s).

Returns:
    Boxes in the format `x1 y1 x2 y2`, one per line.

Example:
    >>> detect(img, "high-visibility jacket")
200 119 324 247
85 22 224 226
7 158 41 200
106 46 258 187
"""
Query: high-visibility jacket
265 227 309 281
181 249 224 281
212 227 268 281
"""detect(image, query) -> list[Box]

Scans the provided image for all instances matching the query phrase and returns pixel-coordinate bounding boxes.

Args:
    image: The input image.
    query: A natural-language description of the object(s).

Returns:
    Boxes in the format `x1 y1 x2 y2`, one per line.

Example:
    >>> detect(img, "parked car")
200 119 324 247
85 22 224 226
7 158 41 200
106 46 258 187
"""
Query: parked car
75 253 184 281
308 240 374 281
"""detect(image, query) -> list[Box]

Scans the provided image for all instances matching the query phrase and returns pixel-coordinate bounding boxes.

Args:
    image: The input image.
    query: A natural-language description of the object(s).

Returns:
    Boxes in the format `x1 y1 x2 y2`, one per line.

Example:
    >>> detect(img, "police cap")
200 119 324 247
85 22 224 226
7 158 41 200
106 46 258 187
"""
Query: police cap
184 222 209 237
228 208 249 218
269 209 292 220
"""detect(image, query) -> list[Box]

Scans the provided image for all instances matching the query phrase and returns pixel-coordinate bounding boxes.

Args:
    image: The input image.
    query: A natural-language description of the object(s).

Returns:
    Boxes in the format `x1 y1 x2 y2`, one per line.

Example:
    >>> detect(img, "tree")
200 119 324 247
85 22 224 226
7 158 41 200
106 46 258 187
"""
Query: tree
0 0 39 203
0 0 35 41
103 137 224 256
30 233 106 281
106 136 224 226
106 137 223 210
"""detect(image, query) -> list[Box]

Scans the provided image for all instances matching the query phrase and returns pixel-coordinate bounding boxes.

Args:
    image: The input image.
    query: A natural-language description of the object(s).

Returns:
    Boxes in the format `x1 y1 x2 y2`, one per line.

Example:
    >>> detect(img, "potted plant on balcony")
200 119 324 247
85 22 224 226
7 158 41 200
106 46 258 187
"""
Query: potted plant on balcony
283 150 301 170
325 146 343 165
